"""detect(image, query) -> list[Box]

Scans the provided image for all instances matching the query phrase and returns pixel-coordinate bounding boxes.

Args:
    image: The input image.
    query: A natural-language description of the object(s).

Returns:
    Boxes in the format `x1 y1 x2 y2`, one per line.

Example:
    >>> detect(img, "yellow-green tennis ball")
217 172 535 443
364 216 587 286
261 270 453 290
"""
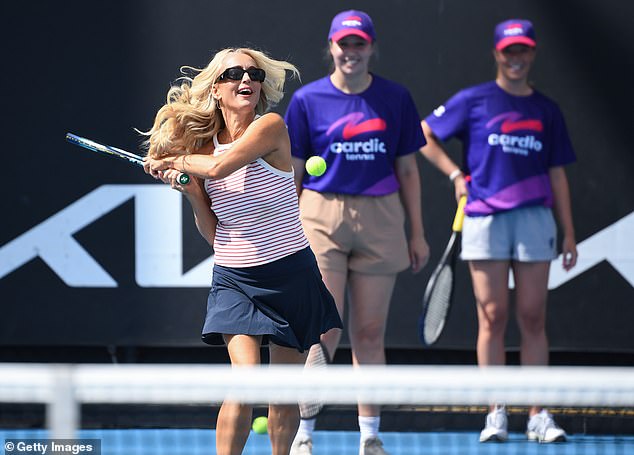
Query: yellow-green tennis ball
305 156 327 177
252 416 268 434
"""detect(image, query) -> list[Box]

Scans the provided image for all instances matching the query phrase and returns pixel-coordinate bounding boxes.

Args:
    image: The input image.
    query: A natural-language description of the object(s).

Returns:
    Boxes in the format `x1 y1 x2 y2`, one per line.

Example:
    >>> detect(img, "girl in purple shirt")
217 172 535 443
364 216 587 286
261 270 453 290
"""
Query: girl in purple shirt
420 19 577 444
286 10 429 455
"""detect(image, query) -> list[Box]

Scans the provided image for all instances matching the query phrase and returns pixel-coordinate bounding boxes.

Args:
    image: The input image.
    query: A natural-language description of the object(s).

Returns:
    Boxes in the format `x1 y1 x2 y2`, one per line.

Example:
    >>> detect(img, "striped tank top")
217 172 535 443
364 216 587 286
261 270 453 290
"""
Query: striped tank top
205 133 309 267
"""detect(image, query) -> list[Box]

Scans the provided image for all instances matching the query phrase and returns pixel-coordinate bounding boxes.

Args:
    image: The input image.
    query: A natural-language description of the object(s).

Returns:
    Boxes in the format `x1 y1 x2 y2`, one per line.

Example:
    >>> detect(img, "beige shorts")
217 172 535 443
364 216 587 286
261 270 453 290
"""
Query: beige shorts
299 189 410 275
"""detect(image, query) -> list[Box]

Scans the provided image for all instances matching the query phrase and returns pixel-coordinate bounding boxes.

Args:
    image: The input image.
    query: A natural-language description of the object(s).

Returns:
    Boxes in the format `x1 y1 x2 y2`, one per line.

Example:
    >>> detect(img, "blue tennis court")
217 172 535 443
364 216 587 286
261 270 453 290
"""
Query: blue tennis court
2 429 632 455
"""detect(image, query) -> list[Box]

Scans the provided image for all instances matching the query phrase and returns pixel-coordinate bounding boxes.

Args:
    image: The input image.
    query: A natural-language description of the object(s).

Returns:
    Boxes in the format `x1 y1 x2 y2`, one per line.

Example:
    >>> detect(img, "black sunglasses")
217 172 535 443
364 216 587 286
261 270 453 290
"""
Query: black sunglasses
218 66 266 83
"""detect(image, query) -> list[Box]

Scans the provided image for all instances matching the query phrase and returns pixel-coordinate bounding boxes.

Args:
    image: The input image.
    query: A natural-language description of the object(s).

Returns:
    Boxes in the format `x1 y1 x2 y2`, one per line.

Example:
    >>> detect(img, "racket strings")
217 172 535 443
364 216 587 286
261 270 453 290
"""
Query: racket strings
298 342 329 419
423 265 453 344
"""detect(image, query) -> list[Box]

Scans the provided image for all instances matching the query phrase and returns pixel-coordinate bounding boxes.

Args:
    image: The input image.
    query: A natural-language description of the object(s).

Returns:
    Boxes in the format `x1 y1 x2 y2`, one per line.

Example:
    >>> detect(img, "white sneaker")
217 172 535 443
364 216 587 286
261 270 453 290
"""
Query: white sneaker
479 405 508 442
527 410 567 443
289 437 312 455
359 437 389 455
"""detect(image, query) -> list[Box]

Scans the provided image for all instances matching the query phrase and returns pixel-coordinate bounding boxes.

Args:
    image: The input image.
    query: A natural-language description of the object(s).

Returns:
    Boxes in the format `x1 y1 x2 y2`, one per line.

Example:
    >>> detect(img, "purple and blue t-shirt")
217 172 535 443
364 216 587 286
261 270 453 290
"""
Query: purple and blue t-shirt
425 81 576 216
284 75 426 196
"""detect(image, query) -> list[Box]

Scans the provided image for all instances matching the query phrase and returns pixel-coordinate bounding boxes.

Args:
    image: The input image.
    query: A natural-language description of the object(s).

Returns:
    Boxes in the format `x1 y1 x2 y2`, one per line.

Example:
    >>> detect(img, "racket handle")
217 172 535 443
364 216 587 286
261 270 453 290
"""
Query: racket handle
178 173 190 185
452 196 467 232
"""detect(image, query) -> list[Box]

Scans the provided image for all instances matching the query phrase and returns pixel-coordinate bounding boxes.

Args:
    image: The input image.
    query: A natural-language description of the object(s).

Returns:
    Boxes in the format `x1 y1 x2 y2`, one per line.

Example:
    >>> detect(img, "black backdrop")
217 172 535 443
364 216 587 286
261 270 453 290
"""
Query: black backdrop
2 0 633 358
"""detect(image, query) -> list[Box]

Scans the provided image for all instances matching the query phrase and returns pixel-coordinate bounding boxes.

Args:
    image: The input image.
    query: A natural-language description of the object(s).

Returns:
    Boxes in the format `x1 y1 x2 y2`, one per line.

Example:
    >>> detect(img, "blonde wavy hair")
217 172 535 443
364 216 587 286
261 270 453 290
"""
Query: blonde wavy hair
143 48 299 158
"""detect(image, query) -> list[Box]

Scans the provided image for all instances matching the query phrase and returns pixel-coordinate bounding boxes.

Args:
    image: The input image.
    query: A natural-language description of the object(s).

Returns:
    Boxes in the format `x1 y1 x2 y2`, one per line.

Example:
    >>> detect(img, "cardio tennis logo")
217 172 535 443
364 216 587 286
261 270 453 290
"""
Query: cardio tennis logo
486 111 543 156
341 16 363 27
503 23 526 37
326 112 387 160
433 105 446 117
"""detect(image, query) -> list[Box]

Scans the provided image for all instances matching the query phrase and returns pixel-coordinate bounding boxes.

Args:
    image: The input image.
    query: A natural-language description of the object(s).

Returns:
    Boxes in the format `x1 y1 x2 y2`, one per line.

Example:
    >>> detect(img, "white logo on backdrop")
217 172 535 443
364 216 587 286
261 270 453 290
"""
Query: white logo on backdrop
507 210 634 290
1 186 633 290
0 185 214 287
547 210 634 289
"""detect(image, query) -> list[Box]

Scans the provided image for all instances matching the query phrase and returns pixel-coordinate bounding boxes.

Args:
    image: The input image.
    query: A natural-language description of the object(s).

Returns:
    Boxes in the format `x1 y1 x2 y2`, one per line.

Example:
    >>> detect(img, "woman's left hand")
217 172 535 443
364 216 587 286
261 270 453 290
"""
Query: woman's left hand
143 157 170 179
409 235 430 273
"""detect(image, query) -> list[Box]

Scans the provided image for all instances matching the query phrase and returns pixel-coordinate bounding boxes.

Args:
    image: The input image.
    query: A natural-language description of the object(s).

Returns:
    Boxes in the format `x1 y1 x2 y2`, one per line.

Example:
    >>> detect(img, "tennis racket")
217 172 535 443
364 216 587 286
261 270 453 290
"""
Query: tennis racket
298 342 330 419
418 195 467 346
65 133 190 185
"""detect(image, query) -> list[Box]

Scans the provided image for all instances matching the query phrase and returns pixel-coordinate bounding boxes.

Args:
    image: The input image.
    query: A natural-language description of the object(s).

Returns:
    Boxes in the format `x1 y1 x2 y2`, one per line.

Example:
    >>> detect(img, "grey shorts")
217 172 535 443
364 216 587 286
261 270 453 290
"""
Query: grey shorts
461 205 557 262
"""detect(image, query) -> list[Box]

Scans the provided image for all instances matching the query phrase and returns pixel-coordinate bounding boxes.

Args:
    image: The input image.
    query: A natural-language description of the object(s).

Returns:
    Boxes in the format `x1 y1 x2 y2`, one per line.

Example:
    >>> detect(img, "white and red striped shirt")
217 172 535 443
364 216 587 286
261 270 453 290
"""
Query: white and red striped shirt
205 133 309 267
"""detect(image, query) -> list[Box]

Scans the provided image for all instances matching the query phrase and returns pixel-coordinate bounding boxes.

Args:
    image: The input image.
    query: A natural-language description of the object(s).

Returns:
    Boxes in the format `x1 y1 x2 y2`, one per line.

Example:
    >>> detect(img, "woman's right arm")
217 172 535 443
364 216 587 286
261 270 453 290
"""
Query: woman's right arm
188 187 217 247
291 156 305 196
419 120 467 202
161 170 217 247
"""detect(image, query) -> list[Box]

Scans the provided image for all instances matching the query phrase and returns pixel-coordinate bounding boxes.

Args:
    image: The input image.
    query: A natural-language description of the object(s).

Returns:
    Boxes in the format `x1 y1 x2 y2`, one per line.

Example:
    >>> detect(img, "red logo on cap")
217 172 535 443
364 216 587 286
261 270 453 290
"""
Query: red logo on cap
504 23 525 36
342 16 363 26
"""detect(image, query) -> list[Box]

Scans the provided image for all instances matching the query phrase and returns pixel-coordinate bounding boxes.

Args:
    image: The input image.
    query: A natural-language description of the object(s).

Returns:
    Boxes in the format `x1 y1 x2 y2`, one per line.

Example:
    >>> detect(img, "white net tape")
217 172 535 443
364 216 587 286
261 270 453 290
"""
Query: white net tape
1 364 633 407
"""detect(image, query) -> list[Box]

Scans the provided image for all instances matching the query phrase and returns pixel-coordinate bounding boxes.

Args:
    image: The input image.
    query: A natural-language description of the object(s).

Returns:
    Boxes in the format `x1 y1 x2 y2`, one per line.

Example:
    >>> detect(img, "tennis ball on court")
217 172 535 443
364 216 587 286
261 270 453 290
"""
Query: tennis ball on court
252 416 268 434
305 156 327 177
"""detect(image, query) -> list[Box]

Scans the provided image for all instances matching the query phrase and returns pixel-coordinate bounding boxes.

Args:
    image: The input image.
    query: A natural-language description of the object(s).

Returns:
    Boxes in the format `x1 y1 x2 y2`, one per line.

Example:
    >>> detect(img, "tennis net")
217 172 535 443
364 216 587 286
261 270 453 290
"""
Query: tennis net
1 363 633 454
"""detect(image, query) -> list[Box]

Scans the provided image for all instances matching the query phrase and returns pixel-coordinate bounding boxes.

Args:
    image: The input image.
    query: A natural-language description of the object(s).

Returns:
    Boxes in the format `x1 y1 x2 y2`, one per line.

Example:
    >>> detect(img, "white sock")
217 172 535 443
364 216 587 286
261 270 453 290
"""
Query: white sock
295 418 315 441
358 415 380 443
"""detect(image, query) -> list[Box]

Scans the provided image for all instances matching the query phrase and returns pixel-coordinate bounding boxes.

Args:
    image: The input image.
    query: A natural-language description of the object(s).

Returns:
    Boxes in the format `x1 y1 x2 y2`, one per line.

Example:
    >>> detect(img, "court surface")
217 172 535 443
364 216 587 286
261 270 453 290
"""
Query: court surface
2 429 632 454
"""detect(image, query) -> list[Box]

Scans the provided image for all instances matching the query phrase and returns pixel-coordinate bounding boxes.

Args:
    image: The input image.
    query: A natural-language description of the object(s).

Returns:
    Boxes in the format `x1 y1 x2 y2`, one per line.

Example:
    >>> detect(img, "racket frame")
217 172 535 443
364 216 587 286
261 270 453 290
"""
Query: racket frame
298 341 330 419
419 231 459 345
418 196 467 346
65 133 190 185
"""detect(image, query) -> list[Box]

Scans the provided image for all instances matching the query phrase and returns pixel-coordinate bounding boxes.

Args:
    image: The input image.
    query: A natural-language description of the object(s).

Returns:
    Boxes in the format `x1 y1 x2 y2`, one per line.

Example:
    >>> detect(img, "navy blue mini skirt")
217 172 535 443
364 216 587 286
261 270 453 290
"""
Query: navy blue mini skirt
202 247 342 352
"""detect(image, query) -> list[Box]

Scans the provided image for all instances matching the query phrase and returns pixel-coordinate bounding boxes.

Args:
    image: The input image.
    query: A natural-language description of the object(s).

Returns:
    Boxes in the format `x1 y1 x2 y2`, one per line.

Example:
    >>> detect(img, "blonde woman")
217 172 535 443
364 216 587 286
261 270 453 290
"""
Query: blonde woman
143 47 342 455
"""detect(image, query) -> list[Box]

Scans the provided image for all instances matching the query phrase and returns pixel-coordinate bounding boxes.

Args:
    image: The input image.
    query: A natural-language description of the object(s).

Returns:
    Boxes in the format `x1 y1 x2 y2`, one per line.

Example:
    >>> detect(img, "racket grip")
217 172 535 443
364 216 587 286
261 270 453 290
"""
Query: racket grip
452 196 467 232
178 173 190 185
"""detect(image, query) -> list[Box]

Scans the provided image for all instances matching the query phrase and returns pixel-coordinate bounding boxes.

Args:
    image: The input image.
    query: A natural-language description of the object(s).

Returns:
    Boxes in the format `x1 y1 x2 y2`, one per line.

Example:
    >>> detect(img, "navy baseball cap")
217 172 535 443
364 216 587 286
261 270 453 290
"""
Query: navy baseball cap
494 19 536 50
328 10 376 43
